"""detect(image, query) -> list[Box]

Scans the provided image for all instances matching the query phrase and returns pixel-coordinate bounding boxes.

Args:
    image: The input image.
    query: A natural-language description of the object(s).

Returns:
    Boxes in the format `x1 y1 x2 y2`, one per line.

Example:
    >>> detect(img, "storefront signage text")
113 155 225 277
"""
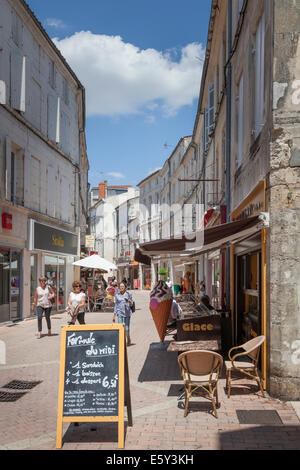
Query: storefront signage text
2 213 12 230
236 201 264 221
182 322 214 332
32 221 78 256
52 235 64 248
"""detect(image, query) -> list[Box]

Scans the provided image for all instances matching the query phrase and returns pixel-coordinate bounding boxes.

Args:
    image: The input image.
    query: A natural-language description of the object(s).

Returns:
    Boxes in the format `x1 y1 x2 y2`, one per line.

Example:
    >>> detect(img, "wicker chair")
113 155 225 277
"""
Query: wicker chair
225 335 266 398
178 350 223 418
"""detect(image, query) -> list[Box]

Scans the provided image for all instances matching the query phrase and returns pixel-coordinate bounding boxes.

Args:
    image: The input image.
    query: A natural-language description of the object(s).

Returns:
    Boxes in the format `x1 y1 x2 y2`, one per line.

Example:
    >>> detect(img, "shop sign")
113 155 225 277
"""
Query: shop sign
30 221 78 256
235 201 264 221
232 181 265 221
85 235 95 249
2 213 12 230
177 315 221 341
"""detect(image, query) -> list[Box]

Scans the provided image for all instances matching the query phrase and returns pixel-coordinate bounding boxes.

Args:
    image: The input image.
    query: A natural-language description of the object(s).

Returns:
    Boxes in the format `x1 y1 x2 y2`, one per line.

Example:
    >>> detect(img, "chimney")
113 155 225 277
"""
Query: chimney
99 180 107 199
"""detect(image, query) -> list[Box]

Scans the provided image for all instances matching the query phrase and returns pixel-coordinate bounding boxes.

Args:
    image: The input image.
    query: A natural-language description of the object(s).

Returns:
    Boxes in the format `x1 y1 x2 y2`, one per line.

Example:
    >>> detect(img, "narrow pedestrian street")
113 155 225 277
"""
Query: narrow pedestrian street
0 290 299 451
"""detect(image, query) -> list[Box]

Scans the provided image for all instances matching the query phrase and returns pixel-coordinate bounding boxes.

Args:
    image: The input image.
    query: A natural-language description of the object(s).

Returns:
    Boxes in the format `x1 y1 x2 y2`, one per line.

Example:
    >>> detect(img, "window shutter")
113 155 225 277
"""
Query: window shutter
254 13 265 138
237 74 244 167
56 97 61 143
30 156 40 211
5 136 11 201
47 166 56 217
11 51 25 111
204 107 209 151
24 150 31 207
208 82 215 135
47 95 57 142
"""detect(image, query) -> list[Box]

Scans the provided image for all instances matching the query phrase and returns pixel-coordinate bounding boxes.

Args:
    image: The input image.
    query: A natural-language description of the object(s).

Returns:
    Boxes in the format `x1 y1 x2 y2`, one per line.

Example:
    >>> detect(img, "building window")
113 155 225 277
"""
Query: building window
12 11 22 47
237 73 244 167
63 78 69 105
254 13 265 139
10 152 16 203
208 82 215 136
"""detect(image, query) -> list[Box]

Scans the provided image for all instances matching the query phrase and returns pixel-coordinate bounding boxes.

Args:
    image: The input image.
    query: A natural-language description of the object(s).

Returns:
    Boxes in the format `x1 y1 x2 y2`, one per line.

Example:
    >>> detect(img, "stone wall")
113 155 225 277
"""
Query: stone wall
268 0 300 399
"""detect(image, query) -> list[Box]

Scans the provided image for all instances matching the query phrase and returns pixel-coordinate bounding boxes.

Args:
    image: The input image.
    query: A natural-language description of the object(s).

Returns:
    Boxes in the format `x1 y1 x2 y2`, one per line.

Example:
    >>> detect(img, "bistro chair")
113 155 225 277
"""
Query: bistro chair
225 335 266 398
178 350 223 419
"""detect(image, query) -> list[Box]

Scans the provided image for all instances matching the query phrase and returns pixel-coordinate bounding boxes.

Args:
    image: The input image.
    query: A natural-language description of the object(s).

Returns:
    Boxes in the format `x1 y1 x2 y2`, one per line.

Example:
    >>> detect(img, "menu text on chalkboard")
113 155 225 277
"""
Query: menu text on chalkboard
63 330 119 417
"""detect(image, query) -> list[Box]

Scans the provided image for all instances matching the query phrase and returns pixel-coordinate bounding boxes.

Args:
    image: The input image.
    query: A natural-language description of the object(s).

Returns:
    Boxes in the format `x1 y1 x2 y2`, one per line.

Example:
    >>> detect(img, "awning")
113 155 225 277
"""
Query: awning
134 248 151 266
135 216 262 259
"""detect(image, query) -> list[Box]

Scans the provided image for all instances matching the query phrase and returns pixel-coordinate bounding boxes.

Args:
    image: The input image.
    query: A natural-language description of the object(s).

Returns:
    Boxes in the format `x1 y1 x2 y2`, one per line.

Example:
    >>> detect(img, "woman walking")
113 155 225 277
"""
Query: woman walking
113 282 134 346
67 281 86 325
32 277 55 339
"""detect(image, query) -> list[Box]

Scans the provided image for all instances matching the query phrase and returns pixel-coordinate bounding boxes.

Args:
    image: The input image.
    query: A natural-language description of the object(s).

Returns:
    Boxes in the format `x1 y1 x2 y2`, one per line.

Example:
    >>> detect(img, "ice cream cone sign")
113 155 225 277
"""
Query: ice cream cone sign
149 281 173 342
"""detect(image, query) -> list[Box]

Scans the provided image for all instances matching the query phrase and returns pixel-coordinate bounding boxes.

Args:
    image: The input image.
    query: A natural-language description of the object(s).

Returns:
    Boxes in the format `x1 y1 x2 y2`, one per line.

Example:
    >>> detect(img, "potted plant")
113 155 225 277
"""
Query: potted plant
158 268 168 282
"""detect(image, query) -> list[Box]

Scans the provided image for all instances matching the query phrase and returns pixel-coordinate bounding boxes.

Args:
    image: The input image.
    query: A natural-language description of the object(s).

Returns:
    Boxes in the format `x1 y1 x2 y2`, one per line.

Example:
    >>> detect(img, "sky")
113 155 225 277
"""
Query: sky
26 0 213 189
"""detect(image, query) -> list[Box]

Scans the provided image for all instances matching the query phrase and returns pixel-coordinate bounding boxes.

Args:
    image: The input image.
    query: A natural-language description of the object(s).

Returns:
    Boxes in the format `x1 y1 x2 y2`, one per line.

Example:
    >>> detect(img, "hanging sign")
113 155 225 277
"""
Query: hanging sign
56 324 132 449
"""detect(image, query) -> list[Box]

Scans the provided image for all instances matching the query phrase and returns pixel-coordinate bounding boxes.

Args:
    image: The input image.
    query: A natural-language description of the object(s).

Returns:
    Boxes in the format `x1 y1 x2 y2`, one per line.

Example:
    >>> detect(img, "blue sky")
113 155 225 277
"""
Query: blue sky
27 0 212 188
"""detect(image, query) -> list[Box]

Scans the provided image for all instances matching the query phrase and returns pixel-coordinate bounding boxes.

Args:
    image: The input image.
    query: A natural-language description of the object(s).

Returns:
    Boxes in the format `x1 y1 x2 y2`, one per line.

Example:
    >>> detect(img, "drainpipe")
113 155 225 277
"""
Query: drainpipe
226 0 232 311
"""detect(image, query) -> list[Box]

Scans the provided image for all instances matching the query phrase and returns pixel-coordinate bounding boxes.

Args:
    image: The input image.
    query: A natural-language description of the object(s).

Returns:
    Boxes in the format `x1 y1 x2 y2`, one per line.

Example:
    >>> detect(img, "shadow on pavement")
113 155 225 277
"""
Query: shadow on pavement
138 342 181 382
219 425 300 450
62 421 128 446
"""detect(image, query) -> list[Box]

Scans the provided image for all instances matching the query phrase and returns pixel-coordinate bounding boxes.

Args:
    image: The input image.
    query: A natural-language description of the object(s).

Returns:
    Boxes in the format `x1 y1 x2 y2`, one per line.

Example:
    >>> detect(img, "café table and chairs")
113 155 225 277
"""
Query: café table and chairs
225 335 266 398
178 350 224 418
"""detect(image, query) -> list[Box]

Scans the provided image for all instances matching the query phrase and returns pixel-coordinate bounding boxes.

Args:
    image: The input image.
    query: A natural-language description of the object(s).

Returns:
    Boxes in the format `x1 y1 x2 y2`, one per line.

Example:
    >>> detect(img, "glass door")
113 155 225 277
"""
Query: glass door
0 249 21 323
58 257 66 309
30 254 38 307
44 255 66 311
10 251 21 321
0 249 10 323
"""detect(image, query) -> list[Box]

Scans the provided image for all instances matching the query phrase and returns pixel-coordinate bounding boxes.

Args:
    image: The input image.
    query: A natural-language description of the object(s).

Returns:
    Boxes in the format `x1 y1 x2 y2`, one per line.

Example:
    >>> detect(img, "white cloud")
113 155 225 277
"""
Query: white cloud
107 172 126 179
45 18 67 29
53 32 204 118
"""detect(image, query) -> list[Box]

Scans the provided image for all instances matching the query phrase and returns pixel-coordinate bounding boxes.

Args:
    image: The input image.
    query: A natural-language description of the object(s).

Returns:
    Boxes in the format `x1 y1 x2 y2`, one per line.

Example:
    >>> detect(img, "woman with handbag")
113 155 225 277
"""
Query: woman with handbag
113 282 134 346
32 277 55 339
67 281 87 325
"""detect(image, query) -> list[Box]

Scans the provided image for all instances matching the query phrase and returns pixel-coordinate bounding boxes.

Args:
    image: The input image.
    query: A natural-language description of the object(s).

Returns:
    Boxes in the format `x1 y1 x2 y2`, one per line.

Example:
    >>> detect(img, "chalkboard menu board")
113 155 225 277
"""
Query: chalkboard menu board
63 330 119 417
56 325 132 449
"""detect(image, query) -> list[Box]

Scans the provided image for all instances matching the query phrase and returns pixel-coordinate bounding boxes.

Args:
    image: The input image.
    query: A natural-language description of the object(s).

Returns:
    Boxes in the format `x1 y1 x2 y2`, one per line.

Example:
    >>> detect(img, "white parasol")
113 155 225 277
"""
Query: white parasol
72 255 117 295
72 254 117 272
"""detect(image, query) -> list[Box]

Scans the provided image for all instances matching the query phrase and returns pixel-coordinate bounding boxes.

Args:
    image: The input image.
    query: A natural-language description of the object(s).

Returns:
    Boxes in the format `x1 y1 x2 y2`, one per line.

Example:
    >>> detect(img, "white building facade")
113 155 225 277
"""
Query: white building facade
0 0 89 323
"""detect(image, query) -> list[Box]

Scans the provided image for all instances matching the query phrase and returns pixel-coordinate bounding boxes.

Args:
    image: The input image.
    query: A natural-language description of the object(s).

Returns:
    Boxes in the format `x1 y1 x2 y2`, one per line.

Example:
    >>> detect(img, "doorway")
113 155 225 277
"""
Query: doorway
44 255 66 311
0 248 22 323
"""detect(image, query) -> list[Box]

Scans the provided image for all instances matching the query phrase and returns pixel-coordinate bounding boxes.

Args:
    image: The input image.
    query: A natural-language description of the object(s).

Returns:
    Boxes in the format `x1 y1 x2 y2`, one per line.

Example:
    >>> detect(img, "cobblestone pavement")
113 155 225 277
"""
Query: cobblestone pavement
0 290 299 451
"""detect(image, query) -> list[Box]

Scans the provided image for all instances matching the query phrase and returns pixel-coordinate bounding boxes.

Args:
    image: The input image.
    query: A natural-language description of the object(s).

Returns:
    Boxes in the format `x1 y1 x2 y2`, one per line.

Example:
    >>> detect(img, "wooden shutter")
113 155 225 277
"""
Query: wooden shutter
11 51 25 111
47 166 56 217
30 156 40 211
47 95 57 142
237 74 244 167
208 82 215 135
5 136 11 201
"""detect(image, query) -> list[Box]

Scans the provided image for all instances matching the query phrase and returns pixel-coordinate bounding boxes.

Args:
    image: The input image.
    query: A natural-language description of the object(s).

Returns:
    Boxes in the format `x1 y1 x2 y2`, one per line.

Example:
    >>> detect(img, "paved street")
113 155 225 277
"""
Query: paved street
0 290 299 451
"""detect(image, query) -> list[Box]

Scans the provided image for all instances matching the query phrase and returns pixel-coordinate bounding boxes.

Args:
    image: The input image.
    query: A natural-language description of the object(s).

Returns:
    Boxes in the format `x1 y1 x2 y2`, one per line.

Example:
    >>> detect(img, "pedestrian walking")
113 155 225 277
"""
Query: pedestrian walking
67 281 86 325
113 282 134 346
32 277 55 339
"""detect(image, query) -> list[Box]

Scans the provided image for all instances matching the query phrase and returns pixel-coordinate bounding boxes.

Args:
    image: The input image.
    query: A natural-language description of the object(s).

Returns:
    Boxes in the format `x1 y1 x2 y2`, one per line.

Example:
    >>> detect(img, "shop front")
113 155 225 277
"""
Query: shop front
0 207 27 324
0 248 22 323
28 219 78 312
231 181 267 387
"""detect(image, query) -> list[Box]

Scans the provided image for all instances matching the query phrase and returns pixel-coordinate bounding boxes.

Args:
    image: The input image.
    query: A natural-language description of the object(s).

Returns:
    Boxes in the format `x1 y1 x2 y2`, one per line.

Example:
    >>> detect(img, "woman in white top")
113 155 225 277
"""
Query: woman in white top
67 281 86 325
32 277 55 339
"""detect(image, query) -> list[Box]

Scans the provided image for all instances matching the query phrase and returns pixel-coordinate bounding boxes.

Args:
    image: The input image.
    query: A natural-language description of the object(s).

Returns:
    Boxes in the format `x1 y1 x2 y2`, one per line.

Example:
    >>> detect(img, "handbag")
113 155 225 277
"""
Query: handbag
130 300 135 313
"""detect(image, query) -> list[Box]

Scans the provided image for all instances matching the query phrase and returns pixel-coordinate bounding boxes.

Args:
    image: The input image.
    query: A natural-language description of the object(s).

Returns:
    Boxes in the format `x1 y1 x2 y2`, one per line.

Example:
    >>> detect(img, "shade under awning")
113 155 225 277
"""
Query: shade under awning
136 216 262 258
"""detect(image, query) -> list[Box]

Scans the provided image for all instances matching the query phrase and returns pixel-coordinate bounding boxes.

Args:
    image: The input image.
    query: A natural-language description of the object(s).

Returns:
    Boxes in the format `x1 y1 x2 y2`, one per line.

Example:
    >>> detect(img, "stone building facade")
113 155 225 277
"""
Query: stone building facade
0 0 89 322
136 0 300 399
